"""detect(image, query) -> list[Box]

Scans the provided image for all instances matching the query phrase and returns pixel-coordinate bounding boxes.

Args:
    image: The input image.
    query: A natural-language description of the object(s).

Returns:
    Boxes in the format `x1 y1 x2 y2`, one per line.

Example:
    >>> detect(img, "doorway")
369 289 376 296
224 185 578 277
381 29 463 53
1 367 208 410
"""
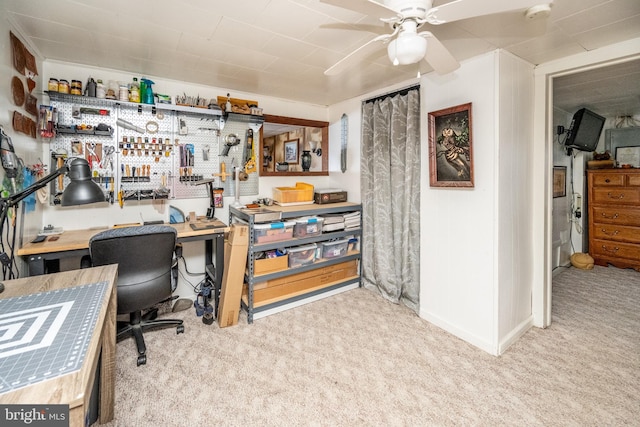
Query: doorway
536 53 640 327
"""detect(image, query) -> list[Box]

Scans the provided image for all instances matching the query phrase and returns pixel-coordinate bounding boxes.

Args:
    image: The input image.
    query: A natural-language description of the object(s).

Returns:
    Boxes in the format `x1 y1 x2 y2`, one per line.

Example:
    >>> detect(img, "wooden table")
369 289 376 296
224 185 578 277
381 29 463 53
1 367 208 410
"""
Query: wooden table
17 220 227 276
0 265 118 426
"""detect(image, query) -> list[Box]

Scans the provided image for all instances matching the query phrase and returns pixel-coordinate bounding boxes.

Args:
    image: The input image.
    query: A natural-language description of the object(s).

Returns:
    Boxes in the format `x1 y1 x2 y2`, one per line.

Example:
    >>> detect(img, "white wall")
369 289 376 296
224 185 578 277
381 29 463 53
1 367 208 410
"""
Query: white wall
551 107 574 268
0 19 44 274
420 50 535 355
496 52 535 353
41 60 337 229
35 60 353 298
420 52 499 353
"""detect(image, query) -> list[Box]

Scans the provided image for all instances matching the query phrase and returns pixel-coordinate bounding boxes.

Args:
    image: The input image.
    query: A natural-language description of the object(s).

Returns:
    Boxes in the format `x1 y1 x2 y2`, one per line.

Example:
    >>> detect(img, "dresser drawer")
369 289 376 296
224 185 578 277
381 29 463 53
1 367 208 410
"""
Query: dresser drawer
591 206 640 226
592 224 640 244
592 188 640 204
591 239 640 261
629 174 640 186
591 173 625 186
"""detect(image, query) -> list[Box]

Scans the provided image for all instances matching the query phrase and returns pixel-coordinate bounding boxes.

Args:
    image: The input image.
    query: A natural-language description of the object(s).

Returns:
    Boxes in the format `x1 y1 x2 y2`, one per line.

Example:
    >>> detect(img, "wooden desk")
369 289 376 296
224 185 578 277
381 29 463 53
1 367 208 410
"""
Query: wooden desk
17 220 227 276
0 265 118 426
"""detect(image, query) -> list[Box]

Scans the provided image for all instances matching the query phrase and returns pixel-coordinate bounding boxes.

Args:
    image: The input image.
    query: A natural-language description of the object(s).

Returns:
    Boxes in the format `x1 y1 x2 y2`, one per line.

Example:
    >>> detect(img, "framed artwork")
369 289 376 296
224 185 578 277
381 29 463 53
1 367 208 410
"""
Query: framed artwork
428 102 474 187
553 166 567 198
284 139 299 163
615 145 640 168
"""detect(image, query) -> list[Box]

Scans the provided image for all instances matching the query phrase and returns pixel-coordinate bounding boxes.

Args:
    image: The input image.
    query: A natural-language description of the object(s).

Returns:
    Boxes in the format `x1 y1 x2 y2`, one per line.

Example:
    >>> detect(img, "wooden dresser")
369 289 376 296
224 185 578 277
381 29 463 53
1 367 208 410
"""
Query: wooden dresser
587 169 640 271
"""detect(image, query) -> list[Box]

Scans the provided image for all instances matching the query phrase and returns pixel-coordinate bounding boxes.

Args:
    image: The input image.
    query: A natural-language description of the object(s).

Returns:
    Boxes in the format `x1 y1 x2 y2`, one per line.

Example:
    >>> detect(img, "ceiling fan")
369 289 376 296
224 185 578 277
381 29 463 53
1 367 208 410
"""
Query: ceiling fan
321 0 553 76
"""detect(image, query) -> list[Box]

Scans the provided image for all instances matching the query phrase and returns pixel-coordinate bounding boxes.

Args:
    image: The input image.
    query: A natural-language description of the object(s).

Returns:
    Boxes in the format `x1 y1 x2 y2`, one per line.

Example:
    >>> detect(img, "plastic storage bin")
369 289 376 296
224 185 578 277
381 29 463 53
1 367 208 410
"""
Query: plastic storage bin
288 243 317 267
320 239 349 259
254 221 295 244
293 216 324 238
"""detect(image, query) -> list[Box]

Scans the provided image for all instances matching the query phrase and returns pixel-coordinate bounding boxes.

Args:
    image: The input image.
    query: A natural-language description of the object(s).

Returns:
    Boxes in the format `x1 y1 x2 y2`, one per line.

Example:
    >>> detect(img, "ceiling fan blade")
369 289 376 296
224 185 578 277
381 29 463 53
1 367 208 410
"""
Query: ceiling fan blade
324 34 391 76
320 0 400 20
429 0 551 25
420 32 460 75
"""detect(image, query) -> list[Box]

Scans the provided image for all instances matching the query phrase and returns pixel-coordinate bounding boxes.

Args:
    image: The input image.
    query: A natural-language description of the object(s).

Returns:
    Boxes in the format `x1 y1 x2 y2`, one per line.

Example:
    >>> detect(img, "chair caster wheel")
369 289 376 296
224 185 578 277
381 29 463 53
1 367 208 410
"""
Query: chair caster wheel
177 325 185 334
202 314 214 325
137 355 147 366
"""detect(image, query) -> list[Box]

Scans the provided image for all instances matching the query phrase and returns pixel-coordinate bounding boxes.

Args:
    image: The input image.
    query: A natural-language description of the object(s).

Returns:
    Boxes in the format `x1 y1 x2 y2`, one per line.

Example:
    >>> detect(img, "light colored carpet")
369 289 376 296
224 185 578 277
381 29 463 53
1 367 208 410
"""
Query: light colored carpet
103 265 639 426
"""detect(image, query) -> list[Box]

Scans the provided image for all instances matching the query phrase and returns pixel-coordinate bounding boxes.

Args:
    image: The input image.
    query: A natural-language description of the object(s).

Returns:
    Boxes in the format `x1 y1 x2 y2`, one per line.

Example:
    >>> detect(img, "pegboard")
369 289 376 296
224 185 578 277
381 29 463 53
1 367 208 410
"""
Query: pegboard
116 104 174 201
171 111 220 199
45 93 260 204
49 97 118 199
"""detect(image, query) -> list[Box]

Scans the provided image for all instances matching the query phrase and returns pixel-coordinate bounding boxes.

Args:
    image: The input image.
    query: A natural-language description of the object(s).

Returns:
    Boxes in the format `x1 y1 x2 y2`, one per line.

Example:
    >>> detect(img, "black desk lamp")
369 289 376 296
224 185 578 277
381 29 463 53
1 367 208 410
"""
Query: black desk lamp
0 157 105 208
0 129 106 280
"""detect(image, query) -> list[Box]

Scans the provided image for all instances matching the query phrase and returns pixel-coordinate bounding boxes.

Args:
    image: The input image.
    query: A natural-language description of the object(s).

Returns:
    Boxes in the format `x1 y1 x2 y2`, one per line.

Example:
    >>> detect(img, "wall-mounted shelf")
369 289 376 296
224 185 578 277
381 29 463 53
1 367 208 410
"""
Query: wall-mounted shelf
45 91 223 117
223 111 264 124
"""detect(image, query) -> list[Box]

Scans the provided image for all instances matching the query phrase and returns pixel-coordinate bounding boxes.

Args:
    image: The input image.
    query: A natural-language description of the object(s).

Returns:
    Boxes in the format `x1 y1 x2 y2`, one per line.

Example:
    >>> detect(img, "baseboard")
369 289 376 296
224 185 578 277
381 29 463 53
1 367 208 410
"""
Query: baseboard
419 309 496 355
498 315 534 355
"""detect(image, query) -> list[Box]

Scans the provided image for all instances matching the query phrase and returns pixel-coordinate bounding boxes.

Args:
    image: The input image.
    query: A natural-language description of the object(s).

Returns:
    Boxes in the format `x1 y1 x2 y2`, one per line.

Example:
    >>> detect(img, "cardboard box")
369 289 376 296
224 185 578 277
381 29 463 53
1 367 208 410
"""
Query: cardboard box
245 260 358 305
254 255 288 276
314 190 347 204
218 224 249 327
273 182 314 204
262 260 357 288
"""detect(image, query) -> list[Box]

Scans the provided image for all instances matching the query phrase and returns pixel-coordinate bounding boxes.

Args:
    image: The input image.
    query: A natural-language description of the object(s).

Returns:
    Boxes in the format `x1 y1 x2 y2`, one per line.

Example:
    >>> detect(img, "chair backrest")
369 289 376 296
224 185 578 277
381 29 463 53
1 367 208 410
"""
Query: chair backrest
89 225 177 314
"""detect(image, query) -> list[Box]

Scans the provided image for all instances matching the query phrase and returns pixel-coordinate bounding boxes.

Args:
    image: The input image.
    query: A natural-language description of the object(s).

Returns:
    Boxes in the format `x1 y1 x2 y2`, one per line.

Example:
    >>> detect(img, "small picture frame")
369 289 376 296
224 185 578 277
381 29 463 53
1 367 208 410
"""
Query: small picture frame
428 102 473 187
615 145 640 168
553 166 567 198
284 139 299 164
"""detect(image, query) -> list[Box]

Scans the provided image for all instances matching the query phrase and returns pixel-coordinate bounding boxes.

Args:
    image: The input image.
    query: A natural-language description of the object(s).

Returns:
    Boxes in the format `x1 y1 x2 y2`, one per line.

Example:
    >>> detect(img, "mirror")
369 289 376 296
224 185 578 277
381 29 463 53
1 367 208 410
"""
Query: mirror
260 114 328 176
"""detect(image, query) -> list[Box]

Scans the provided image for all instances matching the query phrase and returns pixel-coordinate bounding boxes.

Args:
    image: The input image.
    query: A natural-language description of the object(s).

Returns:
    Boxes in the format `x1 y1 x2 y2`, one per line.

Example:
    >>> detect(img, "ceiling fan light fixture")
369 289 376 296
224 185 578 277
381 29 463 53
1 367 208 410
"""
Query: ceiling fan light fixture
387 32 427 66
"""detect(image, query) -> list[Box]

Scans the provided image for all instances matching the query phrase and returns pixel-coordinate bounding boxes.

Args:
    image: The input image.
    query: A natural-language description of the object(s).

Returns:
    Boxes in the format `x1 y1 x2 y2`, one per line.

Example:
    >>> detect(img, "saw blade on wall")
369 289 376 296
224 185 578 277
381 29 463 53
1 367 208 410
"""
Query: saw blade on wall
341 113 348 173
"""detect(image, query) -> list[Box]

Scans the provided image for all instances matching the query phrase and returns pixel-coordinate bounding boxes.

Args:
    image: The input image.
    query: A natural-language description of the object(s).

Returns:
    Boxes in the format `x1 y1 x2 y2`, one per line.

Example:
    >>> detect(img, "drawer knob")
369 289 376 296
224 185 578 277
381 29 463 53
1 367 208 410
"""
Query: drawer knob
601 245 619 253
601 228 619 236
601 212 619 219
607 192 624 199
605 179 610 183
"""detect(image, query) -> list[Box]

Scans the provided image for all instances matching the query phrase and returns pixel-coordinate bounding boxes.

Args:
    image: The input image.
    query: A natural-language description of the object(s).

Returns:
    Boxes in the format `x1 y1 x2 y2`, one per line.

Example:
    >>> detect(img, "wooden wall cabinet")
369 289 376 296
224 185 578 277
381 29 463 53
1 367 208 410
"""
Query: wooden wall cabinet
587 169 640 271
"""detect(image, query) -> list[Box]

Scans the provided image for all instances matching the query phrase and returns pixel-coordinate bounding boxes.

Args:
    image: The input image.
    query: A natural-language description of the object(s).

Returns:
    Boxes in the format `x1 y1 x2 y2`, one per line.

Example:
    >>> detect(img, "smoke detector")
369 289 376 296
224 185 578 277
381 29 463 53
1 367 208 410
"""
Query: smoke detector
525 4 552 20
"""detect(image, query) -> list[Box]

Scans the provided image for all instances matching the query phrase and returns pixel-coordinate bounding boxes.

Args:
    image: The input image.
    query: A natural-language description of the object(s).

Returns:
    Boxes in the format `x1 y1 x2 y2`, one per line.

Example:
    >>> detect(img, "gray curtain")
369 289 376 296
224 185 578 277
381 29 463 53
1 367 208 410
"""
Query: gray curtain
361 87 420 312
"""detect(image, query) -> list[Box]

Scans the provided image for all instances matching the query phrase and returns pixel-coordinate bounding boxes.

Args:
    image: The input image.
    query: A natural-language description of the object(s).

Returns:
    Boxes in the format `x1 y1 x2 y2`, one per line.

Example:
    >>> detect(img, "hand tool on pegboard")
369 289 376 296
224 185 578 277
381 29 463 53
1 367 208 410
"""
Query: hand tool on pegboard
244 129 256 174
213 161 231 182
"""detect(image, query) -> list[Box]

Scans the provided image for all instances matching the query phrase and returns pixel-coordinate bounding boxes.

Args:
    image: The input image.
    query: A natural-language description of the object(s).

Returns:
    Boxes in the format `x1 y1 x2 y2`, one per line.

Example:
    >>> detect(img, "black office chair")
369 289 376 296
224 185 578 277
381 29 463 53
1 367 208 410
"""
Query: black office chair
89 225 184 366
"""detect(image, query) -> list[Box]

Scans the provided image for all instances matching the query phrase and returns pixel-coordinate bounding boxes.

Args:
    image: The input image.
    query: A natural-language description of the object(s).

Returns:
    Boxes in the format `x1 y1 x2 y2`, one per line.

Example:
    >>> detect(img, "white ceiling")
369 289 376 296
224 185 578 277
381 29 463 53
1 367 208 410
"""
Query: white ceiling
3 0 640 113
553 57 640 118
